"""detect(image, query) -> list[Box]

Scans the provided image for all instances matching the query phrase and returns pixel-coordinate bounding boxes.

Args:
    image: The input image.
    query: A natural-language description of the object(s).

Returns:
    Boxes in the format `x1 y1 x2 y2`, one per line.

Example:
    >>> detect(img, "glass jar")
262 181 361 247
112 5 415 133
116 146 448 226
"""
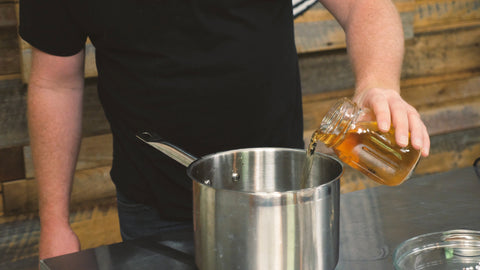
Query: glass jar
310 98 421 186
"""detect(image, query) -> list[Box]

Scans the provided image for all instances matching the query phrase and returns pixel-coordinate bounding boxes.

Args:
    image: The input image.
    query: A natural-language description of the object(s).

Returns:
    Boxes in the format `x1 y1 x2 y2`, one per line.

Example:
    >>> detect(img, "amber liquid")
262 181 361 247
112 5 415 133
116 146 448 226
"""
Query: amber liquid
300 145 316 189
304 121 420 186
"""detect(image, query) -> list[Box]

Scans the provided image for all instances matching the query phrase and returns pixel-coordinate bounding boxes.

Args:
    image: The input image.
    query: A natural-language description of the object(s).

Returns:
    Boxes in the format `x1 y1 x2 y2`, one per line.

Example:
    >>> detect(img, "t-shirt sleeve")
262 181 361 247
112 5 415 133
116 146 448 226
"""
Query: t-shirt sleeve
18 0 87 56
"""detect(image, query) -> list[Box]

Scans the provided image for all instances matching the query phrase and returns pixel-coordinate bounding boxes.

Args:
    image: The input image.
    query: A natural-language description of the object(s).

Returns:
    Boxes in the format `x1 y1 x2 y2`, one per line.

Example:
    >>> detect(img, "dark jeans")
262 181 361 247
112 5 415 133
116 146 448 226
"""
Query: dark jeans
116 190 193 241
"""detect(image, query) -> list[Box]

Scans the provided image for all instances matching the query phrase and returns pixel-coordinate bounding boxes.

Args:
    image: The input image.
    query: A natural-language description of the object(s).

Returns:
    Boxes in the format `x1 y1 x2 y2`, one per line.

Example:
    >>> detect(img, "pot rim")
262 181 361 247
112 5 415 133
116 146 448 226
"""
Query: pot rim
186 147 344 195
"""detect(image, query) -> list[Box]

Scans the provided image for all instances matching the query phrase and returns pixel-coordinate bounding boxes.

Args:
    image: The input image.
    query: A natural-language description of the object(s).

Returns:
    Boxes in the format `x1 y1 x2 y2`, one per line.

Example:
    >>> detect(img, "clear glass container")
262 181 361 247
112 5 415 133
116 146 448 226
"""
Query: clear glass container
310 97 421 186
393 230 480 270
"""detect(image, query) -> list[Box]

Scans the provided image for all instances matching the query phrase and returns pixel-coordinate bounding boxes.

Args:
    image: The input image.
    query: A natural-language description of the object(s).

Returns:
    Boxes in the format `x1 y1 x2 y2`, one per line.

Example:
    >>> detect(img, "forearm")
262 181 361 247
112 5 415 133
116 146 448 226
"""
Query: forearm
29 85 83 226
343 0 404 93
320 0 429 155
320 0 404 93
28 49 85 228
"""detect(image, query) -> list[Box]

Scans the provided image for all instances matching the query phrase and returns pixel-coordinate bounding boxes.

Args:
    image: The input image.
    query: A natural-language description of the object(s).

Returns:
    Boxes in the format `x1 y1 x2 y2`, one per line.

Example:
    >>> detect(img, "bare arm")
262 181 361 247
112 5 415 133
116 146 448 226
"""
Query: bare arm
319 0 430 156
28 48 85 259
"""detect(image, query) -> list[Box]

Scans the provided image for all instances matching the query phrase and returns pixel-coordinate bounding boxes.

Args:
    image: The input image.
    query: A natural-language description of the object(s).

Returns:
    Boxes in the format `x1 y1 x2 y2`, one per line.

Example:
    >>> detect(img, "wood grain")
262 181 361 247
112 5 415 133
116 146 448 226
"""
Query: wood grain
0 3 20 76
2 179 27 213
420 100 480 135
0 25 20 76
0 198 121 268
0 193 4 215
70 200 121 251
414 0 480 32
415 127 480 175
0 79 28 148
0 3 17 28
0 146 25 182
403 27 480 78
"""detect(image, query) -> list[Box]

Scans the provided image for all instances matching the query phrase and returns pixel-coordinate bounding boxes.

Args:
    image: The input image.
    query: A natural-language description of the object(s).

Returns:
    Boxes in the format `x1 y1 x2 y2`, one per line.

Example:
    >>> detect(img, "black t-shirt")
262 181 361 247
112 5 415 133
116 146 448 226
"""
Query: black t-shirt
19 0 304 220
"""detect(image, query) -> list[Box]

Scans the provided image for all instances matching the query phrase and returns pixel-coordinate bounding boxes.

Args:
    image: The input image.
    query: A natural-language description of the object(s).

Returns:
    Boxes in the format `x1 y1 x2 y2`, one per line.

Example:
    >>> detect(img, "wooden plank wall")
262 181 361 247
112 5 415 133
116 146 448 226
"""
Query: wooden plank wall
0 0 479 267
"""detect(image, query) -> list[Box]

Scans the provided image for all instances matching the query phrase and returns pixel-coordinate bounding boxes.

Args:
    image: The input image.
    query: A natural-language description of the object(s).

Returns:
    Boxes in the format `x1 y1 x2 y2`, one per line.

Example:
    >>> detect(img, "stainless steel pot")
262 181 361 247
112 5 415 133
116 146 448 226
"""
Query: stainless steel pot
137 132 343 270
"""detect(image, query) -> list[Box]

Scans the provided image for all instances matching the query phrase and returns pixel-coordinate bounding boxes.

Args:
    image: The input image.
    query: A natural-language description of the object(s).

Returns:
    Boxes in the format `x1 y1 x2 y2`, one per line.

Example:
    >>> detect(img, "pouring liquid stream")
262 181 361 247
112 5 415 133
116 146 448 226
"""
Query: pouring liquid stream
300 128 323 189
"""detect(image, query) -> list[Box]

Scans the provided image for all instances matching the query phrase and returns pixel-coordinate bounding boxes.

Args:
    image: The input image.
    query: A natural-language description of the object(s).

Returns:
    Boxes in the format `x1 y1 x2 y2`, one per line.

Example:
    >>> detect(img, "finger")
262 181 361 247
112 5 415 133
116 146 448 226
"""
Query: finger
421 124 430 157
368 95 391 132
407 109 424 150
390 100 409 147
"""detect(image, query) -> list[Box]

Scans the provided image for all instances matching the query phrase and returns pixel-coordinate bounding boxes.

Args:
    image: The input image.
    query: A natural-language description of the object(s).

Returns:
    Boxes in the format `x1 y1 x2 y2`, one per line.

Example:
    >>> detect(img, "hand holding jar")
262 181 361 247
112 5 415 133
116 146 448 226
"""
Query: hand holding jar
352 88 430 157
310 90 430 186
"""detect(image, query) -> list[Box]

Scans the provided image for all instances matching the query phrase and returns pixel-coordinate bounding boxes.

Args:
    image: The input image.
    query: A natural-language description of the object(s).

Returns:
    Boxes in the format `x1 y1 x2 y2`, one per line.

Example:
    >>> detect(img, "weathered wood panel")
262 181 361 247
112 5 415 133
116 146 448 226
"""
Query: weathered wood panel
70 200 121 252
403 27 480 78
0 26 20 76
414 126 480 175
0 79 28 148
0 193 4 215
299 26 480 95
0 198 121 268
420 100 480 135
0 73 20 81
0 78 110 149
0 212 40 266
414 0 480 33
0 3 20 76
23 134 113 179
0 3 16 28
2 166 115 214
2 178 27 213
0 146 25 182
298 49 354 95
399 71 480 109
81 78 110 137
0 211 40 268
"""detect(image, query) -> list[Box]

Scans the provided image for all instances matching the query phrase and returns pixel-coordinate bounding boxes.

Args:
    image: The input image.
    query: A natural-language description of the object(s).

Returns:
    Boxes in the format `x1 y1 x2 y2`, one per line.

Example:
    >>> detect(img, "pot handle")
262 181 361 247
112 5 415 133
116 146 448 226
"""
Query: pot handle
136 131 198 167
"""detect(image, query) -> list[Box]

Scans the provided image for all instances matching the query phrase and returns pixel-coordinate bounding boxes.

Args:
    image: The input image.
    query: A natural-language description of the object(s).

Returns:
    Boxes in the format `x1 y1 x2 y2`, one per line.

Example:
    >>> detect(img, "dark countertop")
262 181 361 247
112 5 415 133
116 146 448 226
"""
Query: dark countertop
41 166 480 270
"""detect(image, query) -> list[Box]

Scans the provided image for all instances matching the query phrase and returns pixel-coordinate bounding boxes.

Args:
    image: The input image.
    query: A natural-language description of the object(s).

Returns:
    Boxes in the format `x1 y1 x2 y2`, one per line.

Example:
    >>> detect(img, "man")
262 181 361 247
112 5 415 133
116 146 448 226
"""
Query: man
19 0 430 260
